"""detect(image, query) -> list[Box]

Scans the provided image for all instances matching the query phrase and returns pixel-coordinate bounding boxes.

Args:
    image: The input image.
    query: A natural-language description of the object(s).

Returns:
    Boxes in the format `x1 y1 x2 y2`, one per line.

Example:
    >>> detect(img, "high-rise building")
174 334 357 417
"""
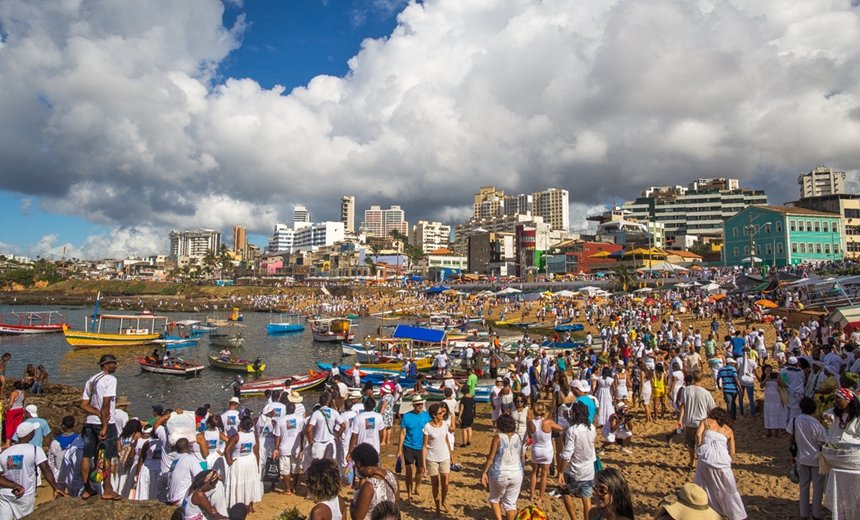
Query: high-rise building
340 196 355 233
410 220 451 254
473 186 506 221
503 193 533 216
293 205 311 230
798 166 846 198
620 178 767 242
268 224 294 253
362 205 409 238
533 188 569 231
232 225 247 258
293 222 345 252
169 229 221 260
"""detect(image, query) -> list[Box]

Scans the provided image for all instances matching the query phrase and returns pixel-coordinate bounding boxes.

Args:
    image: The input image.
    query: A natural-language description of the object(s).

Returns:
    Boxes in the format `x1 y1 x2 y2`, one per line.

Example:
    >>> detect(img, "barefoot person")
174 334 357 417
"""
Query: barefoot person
80 354 122 500
398 395 430 502
422 403 456 513
481 414 524 520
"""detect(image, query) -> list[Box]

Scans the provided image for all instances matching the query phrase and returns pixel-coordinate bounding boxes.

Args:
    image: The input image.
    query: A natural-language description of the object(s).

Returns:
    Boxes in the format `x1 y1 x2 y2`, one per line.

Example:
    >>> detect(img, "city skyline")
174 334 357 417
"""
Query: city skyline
1 1 860 259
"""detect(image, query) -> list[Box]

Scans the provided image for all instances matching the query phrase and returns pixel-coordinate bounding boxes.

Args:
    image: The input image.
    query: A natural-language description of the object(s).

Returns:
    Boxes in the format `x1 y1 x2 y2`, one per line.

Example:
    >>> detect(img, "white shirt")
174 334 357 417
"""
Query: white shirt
221 410 241 437
350 411 385 453
435 353 448 368
309 407 343 444
114 408 129 434
788 414 827 466
168 452 203 503
0 444 48 496
269 402 286 419
560 424 596 481
422 422 450 462
82 372 117 425
339 408 359 458
273 414 305 456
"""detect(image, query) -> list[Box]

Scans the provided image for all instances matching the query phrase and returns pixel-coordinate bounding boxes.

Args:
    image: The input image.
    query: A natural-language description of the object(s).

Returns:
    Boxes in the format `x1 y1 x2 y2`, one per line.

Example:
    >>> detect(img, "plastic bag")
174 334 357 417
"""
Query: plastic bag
262 457 280 482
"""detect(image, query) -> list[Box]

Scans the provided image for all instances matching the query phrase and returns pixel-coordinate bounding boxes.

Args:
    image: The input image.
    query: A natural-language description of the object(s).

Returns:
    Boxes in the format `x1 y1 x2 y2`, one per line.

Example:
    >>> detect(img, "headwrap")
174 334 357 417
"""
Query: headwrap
836 387 855 402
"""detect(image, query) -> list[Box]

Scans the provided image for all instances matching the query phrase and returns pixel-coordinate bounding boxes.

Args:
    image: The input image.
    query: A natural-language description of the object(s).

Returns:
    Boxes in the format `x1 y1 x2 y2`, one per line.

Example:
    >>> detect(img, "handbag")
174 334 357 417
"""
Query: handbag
262 456 280 482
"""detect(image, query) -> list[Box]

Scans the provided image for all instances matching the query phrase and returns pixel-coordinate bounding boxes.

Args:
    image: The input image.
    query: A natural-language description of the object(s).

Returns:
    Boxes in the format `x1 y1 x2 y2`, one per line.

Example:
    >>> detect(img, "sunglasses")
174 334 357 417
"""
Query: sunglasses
594 485 610 496
414 403 424 407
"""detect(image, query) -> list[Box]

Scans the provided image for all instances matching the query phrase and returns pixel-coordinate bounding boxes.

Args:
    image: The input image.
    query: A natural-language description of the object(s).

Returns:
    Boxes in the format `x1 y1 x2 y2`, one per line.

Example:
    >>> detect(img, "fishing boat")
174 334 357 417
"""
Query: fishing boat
425 383 493 403
155 320 203 349
554 323 584 332
310 318 354 342
0 311 67 335
266 314 305 335
238 370 329 396
208 355 266 373
208 324 245 348
135 357 204 377
63 297 167 349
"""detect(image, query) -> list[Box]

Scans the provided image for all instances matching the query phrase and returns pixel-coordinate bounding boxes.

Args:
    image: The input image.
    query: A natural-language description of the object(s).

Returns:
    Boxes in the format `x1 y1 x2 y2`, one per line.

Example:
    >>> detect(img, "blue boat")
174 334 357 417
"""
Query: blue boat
554 324 584 332
540 340 582 350
267 314 305 335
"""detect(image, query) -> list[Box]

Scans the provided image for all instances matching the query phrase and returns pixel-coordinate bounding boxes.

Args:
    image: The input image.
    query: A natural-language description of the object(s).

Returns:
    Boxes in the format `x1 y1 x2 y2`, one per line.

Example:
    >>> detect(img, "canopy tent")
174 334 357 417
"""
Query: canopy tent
394 289 411 294
589 250 612 258
636 262 688 273
755 299 778 309
828 305 860 332
392 325 446 344
425 285 451 295
496 287 523 295
633 287 653 293
701 282 722 293
554 290 577 298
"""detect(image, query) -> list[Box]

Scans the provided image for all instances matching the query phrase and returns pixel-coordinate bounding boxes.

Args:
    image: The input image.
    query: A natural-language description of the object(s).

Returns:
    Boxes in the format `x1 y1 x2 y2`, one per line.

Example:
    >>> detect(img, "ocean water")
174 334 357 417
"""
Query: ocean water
0 305 382 418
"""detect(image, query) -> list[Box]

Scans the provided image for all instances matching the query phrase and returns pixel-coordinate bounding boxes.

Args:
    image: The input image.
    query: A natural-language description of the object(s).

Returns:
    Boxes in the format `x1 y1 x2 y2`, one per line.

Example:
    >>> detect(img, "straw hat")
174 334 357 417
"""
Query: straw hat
287 391 303 403
661 483 721 520
411 394 426 405
444 371 453 378
507 363 517 372
116 396 131 407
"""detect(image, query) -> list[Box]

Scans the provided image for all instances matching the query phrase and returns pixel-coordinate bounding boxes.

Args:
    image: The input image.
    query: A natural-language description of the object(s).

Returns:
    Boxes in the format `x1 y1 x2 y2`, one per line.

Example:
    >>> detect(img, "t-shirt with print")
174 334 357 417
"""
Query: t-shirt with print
309 407 342 444
350 411 385 453
81 372 117 425
0 443 47 496
221 410 241 437
274 413 305 456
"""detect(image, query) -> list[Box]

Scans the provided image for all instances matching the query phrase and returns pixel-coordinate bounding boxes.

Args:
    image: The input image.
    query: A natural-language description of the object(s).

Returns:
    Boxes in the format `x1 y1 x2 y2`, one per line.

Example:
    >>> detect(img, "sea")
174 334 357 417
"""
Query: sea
0 305 384 418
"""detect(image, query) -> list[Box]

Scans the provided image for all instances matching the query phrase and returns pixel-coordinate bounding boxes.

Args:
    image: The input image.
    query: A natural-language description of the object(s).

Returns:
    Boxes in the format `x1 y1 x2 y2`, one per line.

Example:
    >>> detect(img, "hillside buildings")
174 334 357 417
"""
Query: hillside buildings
169 229 221 260
470 186 569 231
799 166 846 198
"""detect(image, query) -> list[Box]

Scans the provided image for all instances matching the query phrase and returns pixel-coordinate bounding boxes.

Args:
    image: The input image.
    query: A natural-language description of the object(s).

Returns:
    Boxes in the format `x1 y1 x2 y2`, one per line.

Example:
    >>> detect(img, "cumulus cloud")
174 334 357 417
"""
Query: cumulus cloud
1 0 860 258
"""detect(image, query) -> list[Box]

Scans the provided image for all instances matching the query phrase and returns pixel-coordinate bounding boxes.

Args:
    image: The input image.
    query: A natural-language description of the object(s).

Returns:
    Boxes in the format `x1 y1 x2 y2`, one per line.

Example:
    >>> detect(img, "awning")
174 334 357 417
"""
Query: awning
828 305 860 332
392 325 446 343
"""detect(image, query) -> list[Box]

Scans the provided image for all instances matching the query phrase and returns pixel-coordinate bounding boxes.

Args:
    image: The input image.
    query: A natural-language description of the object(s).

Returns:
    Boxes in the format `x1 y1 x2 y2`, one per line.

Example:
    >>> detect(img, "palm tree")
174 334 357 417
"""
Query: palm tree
202 249 219 279
613 264 636 292
218 244 233 279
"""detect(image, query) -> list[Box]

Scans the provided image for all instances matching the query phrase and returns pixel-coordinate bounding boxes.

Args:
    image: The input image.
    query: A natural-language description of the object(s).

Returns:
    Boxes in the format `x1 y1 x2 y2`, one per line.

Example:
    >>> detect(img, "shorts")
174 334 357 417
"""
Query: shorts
426 459 450 476
488 472 523 512
684 427 697 449
279 454 301 475
402 446 424 469
81 423 118 458
563 473 593 498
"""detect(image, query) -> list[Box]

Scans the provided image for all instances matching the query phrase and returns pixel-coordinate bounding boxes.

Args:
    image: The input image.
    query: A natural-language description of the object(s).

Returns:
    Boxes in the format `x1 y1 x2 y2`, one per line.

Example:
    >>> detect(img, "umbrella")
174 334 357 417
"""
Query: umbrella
633 287 653 293
755 299 778 309
828 305 860 331
554 290 577 298
589 250 612 258
496 287 522 295
708 293 727 301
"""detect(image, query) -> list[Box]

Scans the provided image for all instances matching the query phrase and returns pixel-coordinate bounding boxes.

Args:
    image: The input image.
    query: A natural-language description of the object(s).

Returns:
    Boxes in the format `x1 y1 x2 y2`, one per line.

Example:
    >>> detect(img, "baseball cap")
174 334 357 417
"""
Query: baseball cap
15 422 37 439
99 354 118 366
152 404 165 415
24 404 38 418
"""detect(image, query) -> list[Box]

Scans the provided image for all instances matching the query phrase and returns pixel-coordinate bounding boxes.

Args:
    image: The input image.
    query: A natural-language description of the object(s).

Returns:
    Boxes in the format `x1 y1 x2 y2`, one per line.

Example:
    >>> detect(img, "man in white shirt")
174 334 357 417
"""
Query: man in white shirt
821 344 844 376
557 407 597 520
79 354 121 500
0 422 64 517
349 397 385 455
435 350 448 376
221 397 242 437
352 363 362 388
337 390 363 484
272 402 305 495
305 394 344 465
167 438 203 505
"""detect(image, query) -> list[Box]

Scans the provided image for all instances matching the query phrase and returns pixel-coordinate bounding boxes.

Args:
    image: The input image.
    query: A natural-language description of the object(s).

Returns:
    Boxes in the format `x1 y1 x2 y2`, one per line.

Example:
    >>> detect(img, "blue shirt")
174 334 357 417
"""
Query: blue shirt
13 418 51 447
576 395 597 424
730 337 746 358
718 366 739 393
400 410 431 450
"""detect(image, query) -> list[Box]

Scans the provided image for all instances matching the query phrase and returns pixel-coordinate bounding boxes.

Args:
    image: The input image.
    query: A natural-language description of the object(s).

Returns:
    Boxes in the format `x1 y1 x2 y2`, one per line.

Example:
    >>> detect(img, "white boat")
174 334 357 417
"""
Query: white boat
311 318 354 343
136 357 204 377
0 311 67 335
209 332 245 348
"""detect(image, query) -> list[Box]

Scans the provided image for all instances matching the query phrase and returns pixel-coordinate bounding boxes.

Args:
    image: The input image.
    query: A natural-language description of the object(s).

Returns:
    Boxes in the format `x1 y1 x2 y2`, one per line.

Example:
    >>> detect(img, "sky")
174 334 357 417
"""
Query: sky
1 0 860 260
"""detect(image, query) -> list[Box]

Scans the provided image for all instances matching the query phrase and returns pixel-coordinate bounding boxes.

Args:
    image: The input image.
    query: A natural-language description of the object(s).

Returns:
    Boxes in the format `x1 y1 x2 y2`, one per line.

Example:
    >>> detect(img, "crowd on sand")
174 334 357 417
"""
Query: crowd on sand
1 279 860 520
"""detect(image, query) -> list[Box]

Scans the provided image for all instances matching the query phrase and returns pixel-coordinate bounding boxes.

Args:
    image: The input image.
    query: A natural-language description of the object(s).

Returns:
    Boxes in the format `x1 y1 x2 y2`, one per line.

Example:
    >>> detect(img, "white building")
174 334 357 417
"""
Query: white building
293 205 311 230
268 224 294 253
169 229 221 260
293 221 345 252
426 249 468 270
363 205 408 238
469 186 568 231
533 188 569 231
798 165 847 198
340 196 355 233
410 220 451 254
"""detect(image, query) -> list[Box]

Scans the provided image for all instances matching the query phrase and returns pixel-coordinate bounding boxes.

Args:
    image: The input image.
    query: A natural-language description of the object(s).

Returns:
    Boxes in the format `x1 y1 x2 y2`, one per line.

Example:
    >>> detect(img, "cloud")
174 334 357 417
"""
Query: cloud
1 0 860 258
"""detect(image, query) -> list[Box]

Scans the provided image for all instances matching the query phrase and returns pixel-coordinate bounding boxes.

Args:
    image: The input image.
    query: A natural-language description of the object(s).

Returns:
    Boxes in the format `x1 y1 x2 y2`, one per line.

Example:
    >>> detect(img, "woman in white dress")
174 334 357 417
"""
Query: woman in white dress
527 402 563 504
115 418 142 498
196 415 229 516
224 416 261 512
133 424 162 500
614 363 629 403
694 408 747 520
592 367 616 427
761 368 786 437
670 362 685 412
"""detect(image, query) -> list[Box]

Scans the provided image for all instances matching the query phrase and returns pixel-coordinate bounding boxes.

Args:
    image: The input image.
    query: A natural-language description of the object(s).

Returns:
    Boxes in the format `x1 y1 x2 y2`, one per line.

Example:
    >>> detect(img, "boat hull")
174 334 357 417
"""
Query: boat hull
239 371 329 396
137 359 204 376
207 356 266 373
266 324 305 334
65 330 162 349
312 331 355 342
208 334 245 348
0 324 65 335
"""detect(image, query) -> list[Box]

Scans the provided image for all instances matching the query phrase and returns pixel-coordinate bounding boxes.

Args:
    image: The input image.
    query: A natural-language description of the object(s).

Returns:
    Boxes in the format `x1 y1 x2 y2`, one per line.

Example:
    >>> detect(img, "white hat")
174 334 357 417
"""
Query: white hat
354 362 361 367
348 389 362 399
15 422 37 439
229 397 240 404
287 391 303 403
726 357 737 364
262 404 275 415
574 380 591 393
788 356 798 365
411 394 426 405
381 385 392 394
24 404 38 418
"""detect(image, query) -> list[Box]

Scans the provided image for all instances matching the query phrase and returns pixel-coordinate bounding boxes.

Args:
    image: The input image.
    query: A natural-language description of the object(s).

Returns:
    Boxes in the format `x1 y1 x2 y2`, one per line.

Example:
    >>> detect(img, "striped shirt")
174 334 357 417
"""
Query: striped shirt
717 366 739 393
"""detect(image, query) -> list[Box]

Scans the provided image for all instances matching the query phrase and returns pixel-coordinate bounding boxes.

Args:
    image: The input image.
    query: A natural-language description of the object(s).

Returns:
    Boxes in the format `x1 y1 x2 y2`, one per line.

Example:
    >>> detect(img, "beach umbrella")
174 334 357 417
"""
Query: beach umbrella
755 299 778 309
496 287 522 295
708 293 727 302
633 287 653 293
554 290 577 298
589 250 612 258
740 256 763 263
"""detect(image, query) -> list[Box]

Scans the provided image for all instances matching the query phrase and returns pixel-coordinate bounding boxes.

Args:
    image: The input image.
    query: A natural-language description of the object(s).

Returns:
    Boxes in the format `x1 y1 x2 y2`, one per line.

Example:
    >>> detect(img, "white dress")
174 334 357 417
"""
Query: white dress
595 377 615 426
695 429 747 520
226 431 262 507
530 419 553 465
763 380 786 430
615 375 629 401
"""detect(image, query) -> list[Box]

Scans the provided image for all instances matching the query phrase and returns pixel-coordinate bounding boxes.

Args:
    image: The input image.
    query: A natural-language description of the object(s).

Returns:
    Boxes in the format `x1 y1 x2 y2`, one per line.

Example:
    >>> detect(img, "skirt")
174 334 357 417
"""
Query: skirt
226 455 262 507
134 463 160 501
5 408 24 442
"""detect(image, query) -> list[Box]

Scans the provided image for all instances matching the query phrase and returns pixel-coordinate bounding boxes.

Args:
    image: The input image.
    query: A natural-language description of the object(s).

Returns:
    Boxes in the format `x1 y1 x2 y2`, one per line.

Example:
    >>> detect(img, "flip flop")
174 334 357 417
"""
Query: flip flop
101 494 122 501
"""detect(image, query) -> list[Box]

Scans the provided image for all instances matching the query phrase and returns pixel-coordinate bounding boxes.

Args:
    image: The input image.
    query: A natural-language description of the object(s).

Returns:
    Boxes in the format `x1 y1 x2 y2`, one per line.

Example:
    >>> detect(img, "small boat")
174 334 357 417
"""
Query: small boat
311 318 354 343
239 370 329 396
64 296 167 349
208 355 266 373
425 384 493 403
317 362 402 376
136 357 204 377
0 311 67 335
266 314 305 335
540 340 582 351
208 324 245 348
554 324 584 332
153 337 200 349
493 318 521 326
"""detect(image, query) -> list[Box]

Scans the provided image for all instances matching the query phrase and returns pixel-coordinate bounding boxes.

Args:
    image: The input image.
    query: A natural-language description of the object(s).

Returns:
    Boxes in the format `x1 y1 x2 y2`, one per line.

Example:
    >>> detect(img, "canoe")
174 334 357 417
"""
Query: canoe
208 355 266 374
136 357 204 377
208 333 245 348
554 324 584 332
239 370 329 396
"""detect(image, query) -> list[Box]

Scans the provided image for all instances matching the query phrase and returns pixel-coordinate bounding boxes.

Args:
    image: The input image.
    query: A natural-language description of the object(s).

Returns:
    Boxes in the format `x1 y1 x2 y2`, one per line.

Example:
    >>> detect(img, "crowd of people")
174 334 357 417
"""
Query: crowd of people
1 277 860 519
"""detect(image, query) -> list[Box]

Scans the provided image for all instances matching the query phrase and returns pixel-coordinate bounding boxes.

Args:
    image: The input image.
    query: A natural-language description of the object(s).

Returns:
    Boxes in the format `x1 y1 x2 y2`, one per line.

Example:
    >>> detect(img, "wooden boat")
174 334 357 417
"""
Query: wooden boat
152 337 200 349
64 299 167 349
209 333 244 348
136 357 204 377
316 357 433 372
425 384 493 403
238 370 329 396
266 314 305 335
554 324 584 332
311 318 354 342
208 355 266 373
0 311 67 335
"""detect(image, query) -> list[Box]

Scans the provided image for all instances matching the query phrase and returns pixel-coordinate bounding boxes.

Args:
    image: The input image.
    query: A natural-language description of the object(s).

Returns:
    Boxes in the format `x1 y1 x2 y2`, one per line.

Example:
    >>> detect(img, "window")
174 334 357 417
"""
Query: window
800 243 806 253
816 244 822 254
846 209 860 219
814 221 820 232
733 247 739 257
765 244 772 255
777 243 784 254
832 222 839 234
807 221 812 232
776 222 783 233
755 245 761 255
765 223 772 233
790 220 796 232
798 221 805 232
825 244 831 254
834 243 840 253
743 246 749 256
792 243 798 253
742 227 748 236
732 228 738 238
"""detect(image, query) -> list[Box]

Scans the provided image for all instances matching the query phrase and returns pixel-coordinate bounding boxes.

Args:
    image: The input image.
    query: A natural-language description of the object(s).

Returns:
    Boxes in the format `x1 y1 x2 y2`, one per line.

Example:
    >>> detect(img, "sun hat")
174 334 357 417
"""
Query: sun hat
142 424 153 434
662 483 721 520
836 387 855 402
99 354 118 366
229 397 240 404
507 363 517 371
411 394 426 405
348 389 362 399
381 385 392 394
726 357 737 364
116 396 131 407
444 371 453 378
24 404 38 418
15 422 37 439
496 376 504 383
262 404 275 415
287 391 303 403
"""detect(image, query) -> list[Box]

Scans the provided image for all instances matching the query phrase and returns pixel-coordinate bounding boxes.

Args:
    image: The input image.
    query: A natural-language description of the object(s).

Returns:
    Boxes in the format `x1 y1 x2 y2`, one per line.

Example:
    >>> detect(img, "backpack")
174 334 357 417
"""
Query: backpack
117 438 135 471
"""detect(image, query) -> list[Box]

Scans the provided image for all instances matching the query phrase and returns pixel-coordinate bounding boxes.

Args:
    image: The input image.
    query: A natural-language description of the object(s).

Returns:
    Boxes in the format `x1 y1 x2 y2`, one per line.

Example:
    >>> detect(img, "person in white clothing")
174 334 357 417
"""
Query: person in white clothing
481 414 524 520
788 397 827 520
221 397 242 437
348 397 385 455
272 402 305 495
0 422 64 518
168 438 204 505
79 354 121 500
337 391 362 485
305 394 345 466
557 402 597 520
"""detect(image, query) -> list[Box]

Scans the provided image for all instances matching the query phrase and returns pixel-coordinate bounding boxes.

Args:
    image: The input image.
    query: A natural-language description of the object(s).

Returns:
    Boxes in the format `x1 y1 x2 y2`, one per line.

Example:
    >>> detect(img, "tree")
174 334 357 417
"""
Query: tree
202 249 219 279
218 244 233 279
613 264 636 293
389 230 424 270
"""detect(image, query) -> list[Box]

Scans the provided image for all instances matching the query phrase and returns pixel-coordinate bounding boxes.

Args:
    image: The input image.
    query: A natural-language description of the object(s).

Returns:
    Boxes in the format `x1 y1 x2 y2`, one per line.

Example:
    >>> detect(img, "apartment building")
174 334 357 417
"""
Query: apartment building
169 229 221 260
362 205 409 238
409 220 451 254
798 166 846 198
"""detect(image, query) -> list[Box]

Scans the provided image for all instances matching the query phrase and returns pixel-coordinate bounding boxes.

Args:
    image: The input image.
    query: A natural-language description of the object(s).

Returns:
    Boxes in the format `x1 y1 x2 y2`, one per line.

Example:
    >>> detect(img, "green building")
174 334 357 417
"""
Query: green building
723 205 842 267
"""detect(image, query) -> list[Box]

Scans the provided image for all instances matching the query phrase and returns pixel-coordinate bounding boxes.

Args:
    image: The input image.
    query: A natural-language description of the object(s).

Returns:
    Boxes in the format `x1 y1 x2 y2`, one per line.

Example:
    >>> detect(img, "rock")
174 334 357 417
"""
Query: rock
29 496 178 520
